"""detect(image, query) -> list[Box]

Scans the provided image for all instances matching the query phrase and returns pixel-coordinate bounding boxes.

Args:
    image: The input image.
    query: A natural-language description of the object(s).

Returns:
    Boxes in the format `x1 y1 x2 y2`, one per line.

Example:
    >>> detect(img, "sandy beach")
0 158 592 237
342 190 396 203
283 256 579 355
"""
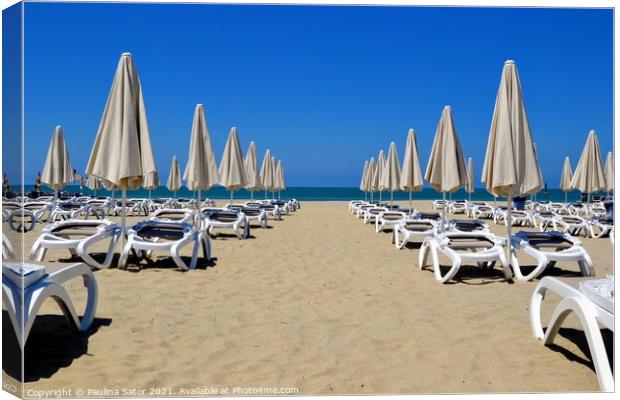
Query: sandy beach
2 200 613 395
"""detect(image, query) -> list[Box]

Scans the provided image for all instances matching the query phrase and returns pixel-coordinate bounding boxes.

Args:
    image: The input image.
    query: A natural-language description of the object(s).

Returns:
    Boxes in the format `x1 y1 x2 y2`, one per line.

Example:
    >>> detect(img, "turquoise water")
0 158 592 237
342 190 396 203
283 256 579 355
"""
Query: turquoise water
14 185 608 203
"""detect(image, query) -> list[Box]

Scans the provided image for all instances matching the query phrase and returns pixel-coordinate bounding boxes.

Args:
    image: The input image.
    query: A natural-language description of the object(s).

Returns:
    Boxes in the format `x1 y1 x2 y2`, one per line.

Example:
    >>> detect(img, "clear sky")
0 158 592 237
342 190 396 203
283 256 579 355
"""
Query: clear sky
8 2 614 187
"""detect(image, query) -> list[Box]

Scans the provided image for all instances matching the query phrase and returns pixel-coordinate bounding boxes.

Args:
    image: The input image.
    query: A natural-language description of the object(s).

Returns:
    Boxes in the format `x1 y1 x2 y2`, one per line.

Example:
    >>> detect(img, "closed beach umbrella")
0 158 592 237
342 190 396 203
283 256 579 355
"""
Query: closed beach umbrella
604 151 613 194
482 60 542 269
244 141 261 199
166 156 181 198
359 160 370 201
144 170 159 200
41 125 76 197
183 104 220 202
400 129 423 213
425 105 467 230
275 160 286 200
367 157 377 201
271 157 278 198
85 52 158 246
466 157 475 201
382 142 401 206
559 156 573 203
260 149 274 198
86 175 102 197
219 127 247 203
570 130 606 206
375 150 386 203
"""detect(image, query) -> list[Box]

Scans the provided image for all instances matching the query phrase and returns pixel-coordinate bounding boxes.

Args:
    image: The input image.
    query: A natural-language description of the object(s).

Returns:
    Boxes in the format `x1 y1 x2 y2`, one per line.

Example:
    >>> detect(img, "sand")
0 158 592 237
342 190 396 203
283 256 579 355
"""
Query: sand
2 200 614 395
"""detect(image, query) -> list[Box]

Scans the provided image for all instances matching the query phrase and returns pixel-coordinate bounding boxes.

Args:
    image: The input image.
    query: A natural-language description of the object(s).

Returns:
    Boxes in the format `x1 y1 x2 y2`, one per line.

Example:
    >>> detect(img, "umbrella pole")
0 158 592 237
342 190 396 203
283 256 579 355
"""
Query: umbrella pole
441 191 446 232
506 195 513 267
230 190 233 205
251 191 254 200
390 191 393 206
265 190 267 199
409 191 412 215
564 191 567 204
379 190 382 203
121 188 127 249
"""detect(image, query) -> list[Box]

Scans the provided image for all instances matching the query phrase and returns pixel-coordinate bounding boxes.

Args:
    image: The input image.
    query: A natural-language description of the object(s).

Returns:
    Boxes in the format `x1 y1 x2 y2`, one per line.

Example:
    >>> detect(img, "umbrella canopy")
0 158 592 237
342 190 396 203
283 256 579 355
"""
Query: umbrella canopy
375 150 387 191
367 157 377 195
425 106 468 193
400 129 424 193
260 149 275 193
276 160 286 191
41 125 76 192
559 156 573 192
166 156 181 192
481 60 542 198
604 151 613 193
359 160 370 192
466 158 475 194
219 127 248 191
382 142 401 204
85 53 158 190
570 130 606 196
86 175 102 191
244 141 262 192
183 104 220 191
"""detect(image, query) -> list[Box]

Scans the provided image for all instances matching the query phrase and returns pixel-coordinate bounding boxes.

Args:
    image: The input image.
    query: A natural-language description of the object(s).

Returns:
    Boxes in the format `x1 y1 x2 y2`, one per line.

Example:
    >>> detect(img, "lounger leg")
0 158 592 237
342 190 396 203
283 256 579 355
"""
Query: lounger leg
543 297 614 392
434 247 458 283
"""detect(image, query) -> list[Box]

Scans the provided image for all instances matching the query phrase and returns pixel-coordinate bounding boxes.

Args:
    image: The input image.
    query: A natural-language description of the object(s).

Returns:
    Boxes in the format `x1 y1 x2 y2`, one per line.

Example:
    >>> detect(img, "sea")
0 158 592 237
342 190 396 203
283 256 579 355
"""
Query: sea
14 185 608 203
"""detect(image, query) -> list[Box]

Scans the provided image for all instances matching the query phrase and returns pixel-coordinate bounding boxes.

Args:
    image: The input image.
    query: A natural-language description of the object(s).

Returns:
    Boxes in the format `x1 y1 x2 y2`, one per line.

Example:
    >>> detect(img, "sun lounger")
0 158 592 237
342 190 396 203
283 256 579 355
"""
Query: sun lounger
530 276 614 391
433 199 447 210
375 211 408 233
2 261 98 348
227 205 268 228
419 231 512 283
394 219 437 249
4 202 38 232
49 202 99 222
119 220 210 271
553 215 591 238
589 217 614 239
446 219 490 233
150 208 197 225
201 209 249 239
447 200 467 214
363 207 387 224
29 219 121 270
510 231 594 281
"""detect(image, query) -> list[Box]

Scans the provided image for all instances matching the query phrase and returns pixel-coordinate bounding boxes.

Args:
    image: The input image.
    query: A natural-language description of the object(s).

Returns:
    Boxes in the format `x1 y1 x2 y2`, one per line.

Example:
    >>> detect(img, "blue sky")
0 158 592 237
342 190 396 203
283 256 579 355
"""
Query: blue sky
5 3 614 187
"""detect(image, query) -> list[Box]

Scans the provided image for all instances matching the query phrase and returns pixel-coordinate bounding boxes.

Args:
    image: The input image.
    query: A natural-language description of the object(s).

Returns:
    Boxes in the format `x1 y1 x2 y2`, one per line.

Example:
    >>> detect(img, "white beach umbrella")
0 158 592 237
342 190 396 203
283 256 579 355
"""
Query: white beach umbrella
382 142 401 206
85 52 158 249
559 156 573 203
260 149 275 198
367 157 377 201
359 160 370 201
570 130 606 206
271 157 278 198
275 160 286 200
425 105 468 230
183 104 220 202
400 129 423 213
219 127 247 203
244 141 261 199
166 156 181 198
466 157 475 201
482 60 542 270
374 150 386 203
41 125 76 197
604 151 613 194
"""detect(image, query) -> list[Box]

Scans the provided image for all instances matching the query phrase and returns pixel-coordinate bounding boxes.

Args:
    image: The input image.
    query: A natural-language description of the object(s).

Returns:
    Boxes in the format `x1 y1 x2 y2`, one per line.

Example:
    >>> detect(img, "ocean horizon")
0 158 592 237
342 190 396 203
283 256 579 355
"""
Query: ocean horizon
12 184 608 203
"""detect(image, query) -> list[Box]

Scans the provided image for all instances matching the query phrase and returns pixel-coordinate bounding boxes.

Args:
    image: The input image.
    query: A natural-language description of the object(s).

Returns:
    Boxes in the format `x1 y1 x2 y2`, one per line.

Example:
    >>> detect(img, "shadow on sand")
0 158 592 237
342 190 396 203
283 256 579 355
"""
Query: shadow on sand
2 312 112 382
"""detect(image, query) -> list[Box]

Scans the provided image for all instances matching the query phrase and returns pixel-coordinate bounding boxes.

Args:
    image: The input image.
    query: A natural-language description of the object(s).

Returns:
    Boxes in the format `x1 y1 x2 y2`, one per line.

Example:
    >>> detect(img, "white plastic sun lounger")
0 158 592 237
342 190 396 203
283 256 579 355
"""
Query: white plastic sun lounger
553 215 592 238
531 211 557 232
376 211 408 233
447 201 467 215
2 261 98 349
510 231 594 281
394 219 437 249
227 205 268 228
29 219 121 270
530 276 614 391
49 202 98 222
433 199 447 210
363 207 387 224
119 220 210 271
201 209 249 239
589 217 614 239
419 232 512 283
149 208 197 225
5 206 37 232
445 219 490 234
